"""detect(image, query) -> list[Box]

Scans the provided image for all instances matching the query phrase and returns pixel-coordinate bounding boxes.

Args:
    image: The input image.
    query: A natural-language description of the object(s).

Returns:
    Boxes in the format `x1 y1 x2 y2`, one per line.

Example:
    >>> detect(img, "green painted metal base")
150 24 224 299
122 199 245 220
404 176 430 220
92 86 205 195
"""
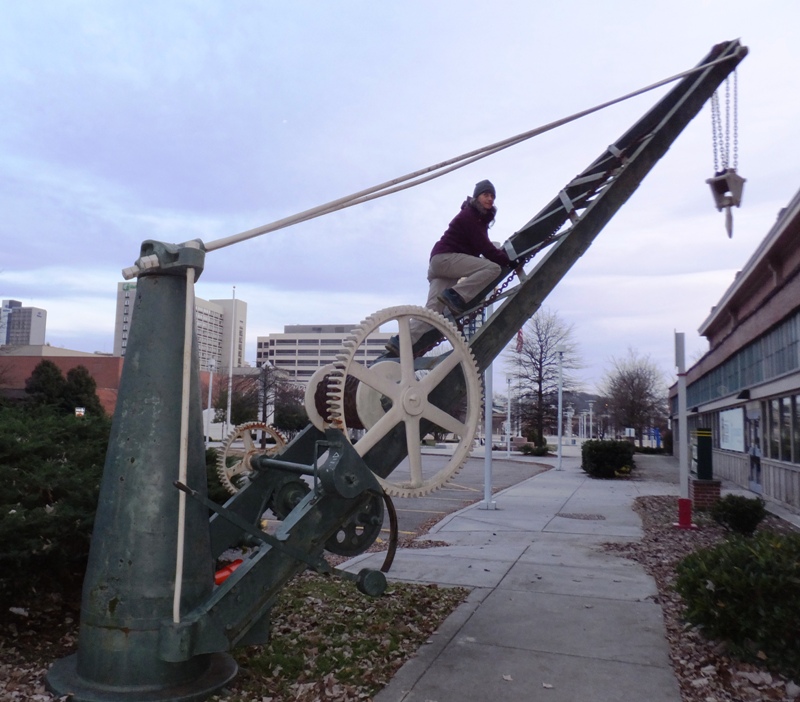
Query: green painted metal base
46 652 237 702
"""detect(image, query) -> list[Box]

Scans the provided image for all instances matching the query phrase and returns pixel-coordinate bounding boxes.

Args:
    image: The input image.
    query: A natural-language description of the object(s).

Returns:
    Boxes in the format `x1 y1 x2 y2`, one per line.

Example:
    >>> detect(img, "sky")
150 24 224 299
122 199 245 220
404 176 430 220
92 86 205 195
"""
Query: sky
2 1 799 393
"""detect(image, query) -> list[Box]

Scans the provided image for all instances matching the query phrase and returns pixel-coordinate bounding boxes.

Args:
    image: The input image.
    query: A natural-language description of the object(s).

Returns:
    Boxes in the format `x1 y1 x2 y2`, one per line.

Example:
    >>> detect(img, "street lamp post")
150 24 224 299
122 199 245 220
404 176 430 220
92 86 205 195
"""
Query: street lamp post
205 359 215 448
566 405 575 445
506 375 512 457
225 285 236 438
556 345 566 470
481 304 496 510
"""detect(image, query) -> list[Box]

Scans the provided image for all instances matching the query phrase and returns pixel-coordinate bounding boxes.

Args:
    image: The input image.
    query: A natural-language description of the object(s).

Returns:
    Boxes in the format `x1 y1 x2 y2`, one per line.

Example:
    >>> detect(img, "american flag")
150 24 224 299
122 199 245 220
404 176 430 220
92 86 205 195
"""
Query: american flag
516 329 523 353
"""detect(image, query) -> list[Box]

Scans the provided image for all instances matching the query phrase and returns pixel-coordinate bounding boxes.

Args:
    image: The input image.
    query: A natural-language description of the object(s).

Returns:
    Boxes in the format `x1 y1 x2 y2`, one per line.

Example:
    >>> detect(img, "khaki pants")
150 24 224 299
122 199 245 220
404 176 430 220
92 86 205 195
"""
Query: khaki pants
409 253 501 342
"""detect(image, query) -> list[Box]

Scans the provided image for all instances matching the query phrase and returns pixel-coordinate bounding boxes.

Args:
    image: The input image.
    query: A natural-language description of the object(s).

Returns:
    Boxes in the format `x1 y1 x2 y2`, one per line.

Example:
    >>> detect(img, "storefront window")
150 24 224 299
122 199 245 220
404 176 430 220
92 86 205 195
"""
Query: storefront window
781 397 793 461
769 399 780 459
794 395 800 464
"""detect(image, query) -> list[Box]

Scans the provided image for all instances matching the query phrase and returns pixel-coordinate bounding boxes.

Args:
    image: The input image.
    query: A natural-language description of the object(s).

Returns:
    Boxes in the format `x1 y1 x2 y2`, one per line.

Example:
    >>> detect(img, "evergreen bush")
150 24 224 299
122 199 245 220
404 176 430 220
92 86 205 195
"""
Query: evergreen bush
0 404 111 578
581 440 635 478
675 531 800 679
0 403 228 588
710 494 766 535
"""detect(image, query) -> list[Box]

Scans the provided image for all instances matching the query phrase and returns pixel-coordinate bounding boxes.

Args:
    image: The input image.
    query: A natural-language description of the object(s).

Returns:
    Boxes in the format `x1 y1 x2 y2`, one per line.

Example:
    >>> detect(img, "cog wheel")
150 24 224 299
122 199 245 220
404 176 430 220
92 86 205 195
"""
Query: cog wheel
304 364 337 430
324 491 384 556
327 305 482 498
270 478 312 520
216 421 287 495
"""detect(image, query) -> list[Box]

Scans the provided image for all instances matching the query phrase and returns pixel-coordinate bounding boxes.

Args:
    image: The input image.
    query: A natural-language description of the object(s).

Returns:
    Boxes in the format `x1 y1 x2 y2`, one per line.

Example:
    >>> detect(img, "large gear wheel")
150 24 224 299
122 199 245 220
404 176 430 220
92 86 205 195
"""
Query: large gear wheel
216 421 287 495
327 305 482 498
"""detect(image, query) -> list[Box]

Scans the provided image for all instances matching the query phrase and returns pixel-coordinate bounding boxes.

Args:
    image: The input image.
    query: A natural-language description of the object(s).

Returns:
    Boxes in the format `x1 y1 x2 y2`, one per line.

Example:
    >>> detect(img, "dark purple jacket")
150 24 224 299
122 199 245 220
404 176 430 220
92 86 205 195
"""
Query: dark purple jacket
430 198 512 267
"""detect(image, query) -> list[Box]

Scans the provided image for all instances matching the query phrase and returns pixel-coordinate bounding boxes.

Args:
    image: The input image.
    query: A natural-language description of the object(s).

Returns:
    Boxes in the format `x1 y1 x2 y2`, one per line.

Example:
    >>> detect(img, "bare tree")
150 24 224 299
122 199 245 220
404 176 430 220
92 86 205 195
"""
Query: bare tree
600 347 667 446
506 308 582 446
257 363 281 426
214 373 260 426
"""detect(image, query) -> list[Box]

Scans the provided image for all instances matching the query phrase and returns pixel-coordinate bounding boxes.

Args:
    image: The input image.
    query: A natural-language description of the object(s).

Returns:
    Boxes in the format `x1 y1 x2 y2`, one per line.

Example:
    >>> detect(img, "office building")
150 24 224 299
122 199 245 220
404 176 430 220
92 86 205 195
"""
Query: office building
113 283 247 371
669 186 800 512
0 299 47 346
256 324 393 385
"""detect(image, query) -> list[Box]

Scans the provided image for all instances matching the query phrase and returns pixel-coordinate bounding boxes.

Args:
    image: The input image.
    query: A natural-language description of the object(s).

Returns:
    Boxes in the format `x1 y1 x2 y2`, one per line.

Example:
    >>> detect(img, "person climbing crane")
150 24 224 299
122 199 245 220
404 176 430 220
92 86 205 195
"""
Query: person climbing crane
386 178 514 354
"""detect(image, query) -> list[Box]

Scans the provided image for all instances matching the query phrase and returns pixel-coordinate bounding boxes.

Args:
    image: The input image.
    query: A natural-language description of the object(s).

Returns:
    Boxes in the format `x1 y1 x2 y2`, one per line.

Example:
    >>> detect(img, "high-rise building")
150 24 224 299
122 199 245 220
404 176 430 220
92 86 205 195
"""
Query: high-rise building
113 283 247 371
256 324 392 385
210 297 247 372
0 299 47 346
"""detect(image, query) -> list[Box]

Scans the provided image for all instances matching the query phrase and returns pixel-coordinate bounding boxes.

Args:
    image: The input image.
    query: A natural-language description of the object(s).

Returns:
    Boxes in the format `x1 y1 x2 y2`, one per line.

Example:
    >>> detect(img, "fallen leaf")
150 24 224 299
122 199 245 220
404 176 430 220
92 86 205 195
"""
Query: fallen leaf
502 674 513 681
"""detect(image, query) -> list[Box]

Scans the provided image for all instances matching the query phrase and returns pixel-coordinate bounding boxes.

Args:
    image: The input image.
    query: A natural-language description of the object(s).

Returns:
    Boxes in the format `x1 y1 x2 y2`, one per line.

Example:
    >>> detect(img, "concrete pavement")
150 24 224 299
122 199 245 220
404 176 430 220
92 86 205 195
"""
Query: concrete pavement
342 448 684 701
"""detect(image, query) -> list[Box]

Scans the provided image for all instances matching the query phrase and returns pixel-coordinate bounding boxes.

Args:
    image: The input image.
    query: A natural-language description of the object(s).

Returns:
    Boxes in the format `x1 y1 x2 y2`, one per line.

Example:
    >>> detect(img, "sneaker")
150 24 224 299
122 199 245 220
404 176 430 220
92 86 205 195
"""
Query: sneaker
437 288 467 316
384 335 400 356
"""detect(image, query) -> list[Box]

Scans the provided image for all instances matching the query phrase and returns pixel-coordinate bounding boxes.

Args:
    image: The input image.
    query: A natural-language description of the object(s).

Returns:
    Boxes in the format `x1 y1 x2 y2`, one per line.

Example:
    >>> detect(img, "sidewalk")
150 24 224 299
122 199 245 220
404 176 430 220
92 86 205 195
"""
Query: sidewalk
342 451 683 702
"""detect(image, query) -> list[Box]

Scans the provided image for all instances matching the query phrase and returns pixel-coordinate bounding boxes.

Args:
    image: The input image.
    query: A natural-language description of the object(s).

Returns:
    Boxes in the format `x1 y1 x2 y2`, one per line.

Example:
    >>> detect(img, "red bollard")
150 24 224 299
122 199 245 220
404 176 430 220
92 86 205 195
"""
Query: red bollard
673 498 698 530
214 558 244 585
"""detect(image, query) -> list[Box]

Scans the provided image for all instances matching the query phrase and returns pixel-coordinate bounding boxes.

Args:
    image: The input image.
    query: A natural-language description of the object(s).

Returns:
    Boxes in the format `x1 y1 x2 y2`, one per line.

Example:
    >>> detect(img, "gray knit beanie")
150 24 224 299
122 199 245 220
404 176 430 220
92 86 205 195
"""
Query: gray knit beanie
473 179 496 198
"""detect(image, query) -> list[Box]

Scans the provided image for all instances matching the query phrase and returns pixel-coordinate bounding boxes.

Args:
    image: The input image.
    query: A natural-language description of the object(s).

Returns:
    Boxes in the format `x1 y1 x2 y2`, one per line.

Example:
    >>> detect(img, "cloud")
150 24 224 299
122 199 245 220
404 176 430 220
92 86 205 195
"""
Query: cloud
2 1 800 392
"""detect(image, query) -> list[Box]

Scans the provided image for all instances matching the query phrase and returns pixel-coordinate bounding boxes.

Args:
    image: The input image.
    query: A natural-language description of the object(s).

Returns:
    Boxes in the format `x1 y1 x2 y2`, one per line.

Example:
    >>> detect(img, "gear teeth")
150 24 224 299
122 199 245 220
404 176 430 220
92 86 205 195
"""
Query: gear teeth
327 304 480 499
216 422 287 495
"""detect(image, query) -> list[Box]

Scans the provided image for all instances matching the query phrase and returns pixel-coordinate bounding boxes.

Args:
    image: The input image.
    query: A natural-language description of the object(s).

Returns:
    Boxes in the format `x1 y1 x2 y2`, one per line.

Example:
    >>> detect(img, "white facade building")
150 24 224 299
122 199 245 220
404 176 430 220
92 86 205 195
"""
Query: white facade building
113 283 247 372
256 324 392 385
1 299 47 346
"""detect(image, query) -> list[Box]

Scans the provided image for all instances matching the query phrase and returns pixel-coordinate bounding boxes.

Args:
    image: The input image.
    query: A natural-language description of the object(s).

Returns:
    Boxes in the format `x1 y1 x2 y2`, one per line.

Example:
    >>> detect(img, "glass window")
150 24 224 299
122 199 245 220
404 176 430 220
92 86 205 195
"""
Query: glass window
793 396 800 465
769 399 780 459
781 397 792 461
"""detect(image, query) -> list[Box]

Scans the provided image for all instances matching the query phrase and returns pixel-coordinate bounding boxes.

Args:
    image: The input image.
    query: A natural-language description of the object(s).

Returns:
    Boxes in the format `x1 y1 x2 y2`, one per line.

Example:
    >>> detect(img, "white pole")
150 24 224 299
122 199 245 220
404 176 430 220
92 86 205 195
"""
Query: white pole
674 331 696 529
225 286 236 437
556 345 565 470
205 360 215 448
482 306 496 510
676 332 689 500
506 375 512 457
588 401 594 440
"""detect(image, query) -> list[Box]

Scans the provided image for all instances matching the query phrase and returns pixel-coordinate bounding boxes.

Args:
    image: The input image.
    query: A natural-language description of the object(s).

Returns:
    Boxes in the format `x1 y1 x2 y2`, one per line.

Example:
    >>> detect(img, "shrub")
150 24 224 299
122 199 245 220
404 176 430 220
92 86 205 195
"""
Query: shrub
206 447 233 504
519 443 549 456
526 432 547 449
581 440 635 478
710 494 766 535
675 531 800 679
0 404 111 580
0 403 230 590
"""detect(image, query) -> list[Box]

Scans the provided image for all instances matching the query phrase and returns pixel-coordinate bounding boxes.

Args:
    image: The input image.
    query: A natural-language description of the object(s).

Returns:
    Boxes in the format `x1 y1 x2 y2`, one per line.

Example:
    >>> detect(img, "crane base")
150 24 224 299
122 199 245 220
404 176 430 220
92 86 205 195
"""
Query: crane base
46 652 237 702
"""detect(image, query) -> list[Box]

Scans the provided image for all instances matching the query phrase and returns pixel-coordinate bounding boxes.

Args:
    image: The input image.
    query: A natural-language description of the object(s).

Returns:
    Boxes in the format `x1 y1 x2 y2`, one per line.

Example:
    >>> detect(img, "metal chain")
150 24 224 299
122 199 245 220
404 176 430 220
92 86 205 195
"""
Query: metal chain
458 254 535 332
733 69 739 170
710 91 721 173
723 76 731 169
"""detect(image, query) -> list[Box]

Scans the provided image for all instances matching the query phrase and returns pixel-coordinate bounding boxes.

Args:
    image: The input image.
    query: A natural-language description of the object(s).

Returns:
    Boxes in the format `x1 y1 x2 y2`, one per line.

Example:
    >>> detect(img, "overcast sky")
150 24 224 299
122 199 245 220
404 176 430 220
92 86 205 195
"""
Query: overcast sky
2 1 799 392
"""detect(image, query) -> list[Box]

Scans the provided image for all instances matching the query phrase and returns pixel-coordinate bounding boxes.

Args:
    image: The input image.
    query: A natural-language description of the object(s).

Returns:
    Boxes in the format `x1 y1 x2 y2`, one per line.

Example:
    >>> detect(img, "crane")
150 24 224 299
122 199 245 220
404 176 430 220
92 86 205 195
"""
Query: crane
47 39 747 702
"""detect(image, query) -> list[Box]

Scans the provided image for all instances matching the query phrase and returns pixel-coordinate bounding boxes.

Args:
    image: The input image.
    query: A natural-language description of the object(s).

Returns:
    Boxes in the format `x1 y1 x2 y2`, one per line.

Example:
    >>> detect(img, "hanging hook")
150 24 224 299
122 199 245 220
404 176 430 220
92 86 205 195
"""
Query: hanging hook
706 168 745 238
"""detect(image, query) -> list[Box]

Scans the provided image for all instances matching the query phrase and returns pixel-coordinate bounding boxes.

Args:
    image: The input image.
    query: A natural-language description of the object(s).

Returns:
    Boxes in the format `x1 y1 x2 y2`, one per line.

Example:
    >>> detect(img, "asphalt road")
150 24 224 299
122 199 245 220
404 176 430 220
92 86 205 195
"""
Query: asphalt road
379 454 550 542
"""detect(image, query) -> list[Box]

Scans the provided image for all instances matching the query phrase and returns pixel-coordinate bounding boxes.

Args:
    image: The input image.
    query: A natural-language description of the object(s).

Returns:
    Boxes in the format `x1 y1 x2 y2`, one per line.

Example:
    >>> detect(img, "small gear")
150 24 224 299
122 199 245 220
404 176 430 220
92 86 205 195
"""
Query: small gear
304 364 337 430
216 421 287 494
324 491 384 556
327 305 482 498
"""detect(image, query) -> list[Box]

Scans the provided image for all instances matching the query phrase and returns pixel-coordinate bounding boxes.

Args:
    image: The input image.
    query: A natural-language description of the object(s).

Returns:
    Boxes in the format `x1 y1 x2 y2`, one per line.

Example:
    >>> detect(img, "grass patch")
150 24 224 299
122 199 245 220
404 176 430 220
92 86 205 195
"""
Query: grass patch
213 571 469 701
